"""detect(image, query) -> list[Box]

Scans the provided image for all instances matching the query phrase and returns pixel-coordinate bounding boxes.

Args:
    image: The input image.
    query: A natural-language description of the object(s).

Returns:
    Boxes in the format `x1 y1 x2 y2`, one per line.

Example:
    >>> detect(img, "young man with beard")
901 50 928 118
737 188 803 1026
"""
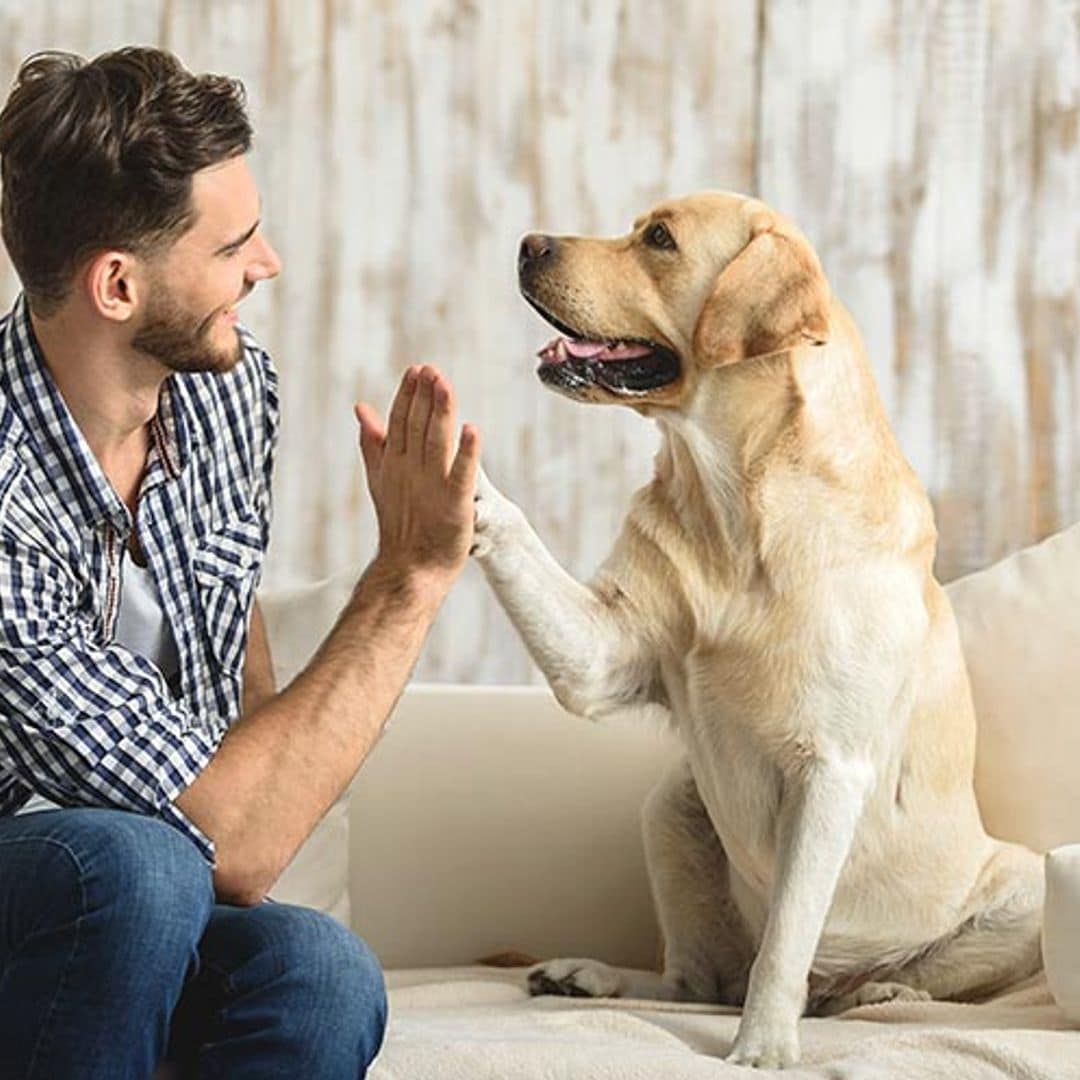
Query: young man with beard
0 47 479 1078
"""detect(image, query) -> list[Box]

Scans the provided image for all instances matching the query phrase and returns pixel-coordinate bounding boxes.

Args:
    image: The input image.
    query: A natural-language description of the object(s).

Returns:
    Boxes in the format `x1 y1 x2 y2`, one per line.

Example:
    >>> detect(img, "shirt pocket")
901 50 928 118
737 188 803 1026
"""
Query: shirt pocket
192 511 264 675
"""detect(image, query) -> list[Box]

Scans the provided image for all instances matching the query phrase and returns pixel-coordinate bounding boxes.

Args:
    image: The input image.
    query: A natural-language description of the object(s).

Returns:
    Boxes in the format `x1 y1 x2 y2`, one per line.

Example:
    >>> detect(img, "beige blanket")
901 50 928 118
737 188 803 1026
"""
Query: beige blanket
370 967 1078 1079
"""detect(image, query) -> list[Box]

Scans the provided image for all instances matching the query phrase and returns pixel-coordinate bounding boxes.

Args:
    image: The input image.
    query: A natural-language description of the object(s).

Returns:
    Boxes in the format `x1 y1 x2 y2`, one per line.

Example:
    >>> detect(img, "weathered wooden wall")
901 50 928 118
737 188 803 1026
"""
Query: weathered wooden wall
0 0 1077 683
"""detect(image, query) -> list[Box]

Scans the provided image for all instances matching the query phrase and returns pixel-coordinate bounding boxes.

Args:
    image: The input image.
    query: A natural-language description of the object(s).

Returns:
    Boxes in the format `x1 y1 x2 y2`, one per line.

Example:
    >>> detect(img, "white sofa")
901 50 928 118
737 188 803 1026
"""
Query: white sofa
260 523 1080 1079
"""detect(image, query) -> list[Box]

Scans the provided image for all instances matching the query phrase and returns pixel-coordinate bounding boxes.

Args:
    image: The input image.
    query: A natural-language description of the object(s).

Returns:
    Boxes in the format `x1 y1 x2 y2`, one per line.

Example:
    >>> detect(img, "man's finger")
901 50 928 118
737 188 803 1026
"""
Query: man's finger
406 366 436 461
387 367 419 454
354 402 386 475
449 423 481 495
424 373 455 472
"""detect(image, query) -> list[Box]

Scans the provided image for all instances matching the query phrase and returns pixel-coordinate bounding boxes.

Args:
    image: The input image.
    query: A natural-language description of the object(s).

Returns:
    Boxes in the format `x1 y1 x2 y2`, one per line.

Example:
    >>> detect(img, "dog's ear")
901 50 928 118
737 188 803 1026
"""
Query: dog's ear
693 213 831 366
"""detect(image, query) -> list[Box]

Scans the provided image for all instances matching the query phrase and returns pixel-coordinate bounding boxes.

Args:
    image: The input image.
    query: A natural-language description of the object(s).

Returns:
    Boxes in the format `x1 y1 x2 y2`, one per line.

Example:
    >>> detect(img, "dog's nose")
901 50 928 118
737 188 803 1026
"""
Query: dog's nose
519 233 557 270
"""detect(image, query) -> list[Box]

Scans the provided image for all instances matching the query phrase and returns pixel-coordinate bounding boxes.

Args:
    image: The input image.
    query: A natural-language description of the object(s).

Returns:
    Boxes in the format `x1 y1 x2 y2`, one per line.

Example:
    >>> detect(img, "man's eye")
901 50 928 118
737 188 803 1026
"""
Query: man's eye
644 222 677 251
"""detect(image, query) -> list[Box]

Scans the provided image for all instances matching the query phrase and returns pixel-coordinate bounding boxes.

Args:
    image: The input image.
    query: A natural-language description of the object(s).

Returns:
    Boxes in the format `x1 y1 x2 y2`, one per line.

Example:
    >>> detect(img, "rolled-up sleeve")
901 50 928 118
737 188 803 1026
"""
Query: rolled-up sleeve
0 527 222 862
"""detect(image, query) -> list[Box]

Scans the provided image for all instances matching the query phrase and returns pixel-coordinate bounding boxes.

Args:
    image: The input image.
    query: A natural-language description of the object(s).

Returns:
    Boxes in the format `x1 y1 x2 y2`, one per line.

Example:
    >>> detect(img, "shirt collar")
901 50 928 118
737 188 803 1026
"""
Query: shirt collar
148 370 196 487
1 293 194 529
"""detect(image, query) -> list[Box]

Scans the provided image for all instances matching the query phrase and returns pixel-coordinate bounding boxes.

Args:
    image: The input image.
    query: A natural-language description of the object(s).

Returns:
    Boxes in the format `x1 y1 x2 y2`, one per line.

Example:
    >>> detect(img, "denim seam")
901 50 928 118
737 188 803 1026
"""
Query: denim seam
0 836 90 1079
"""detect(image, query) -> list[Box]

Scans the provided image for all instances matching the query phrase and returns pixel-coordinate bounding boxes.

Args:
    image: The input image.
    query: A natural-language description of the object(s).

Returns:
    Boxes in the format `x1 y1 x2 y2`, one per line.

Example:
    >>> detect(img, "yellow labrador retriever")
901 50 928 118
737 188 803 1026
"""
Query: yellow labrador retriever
471 192 1043 1068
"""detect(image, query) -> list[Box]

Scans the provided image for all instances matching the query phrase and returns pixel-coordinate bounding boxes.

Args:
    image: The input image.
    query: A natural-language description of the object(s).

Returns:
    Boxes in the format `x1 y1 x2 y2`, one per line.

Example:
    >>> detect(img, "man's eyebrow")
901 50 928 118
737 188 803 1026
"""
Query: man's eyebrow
214 219 260 255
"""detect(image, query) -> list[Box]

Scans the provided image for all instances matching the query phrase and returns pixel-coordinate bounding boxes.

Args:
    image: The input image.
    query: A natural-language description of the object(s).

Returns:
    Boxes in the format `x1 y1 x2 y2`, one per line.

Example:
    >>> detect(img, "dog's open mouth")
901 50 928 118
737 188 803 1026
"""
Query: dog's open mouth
526 299 680 396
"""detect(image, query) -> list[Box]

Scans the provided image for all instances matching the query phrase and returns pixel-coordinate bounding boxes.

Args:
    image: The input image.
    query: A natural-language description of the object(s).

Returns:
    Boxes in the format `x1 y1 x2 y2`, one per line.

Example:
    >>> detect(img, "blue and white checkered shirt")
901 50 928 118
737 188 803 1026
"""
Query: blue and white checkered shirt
0 294 278 862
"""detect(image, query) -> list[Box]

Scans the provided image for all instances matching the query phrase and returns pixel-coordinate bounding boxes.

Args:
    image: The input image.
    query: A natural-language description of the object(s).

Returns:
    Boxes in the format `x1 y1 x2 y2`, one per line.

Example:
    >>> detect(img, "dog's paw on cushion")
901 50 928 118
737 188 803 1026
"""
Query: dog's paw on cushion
527 958 625 998
1044 844 1080 1024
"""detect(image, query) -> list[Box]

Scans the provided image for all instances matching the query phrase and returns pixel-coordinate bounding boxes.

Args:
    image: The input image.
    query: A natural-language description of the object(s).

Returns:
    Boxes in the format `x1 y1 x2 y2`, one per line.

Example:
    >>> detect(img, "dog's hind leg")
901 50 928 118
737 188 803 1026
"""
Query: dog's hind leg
885 840 1044 1002
643 756 756 1004
527 757 753 1004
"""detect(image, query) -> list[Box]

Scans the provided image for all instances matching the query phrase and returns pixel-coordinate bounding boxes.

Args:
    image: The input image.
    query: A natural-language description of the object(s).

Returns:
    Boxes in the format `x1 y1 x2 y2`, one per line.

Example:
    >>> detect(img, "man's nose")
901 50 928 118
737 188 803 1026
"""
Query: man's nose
518 233 558 273
250 234 282 280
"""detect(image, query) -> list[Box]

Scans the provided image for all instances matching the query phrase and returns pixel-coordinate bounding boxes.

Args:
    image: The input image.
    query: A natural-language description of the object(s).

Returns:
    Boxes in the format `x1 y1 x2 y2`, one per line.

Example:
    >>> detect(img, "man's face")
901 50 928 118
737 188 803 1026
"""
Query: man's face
131 155 281 374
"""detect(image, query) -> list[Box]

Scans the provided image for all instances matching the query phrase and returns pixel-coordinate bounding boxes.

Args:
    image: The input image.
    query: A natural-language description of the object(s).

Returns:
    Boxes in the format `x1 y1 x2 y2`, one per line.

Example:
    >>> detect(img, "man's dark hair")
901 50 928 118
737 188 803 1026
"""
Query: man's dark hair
0 46 252 315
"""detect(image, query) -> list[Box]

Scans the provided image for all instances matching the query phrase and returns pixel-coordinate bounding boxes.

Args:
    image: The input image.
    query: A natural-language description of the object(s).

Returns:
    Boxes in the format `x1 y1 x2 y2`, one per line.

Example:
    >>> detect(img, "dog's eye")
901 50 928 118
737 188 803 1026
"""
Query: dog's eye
644 222 677 251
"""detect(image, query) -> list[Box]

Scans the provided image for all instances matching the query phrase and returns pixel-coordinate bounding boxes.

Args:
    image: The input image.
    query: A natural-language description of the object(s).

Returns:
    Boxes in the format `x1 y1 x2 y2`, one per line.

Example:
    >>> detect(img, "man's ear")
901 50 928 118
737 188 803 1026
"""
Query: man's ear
692 213 831 366
84 250 139 324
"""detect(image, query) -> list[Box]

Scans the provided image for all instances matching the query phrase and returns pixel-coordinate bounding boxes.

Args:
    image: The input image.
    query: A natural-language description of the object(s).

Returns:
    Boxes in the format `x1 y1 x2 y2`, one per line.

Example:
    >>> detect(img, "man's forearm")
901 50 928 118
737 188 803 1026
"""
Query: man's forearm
176 556 446 904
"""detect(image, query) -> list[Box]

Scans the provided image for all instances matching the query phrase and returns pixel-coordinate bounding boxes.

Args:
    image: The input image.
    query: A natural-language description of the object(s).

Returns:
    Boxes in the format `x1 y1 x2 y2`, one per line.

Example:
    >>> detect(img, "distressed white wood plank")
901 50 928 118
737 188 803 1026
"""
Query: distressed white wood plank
1 0 1074 682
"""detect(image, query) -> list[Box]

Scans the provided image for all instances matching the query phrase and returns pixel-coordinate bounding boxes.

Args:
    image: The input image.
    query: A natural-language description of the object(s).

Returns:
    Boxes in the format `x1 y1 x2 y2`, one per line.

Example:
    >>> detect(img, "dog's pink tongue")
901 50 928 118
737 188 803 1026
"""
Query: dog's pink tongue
537 337 653 364
564 340 608 358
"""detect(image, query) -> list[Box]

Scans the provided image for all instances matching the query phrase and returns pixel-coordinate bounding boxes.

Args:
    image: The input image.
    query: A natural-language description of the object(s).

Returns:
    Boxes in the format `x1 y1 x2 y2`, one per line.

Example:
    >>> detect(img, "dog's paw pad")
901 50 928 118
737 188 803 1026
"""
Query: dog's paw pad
526 959 623 999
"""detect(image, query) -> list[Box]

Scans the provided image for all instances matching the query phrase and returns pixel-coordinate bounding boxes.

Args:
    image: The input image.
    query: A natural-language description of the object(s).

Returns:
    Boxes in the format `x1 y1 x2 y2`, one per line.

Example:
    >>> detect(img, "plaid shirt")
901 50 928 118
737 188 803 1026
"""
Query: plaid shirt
0 294 278 861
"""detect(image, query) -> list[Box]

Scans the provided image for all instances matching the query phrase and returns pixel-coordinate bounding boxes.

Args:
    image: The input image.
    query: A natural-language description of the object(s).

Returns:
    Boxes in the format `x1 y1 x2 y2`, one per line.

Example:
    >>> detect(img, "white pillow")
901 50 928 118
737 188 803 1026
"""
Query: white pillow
946 522 1080 854
258 567 359 923
1044 845 1080 1023
946 523 1080 1024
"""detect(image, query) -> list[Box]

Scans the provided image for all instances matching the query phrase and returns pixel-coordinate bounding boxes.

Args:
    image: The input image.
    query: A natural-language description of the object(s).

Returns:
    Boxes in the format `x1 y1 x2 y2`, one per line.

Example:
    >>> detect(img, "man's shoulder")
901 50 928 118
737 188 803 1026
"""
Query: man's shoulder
0 306 73 546
0 411 59 557
0 302 32 453
0 326 27 518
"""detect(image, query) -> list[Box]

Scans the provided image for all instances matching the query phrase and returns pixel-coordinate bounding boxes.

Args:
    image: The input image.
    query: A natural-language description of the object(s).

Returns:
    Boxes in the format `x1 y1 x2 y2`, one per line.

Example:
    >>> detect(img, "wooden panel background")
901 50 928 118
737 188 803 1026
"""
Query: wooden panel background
0 0 1076 683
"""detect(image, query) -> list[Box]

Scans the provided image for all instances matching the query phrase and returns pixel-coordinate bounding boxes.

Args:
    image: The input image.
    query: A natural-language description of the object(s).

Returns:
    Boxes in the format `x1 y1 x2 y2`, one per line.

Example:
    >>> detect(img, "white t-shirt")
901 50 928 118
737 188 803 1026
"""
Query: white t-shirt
17 552 180 815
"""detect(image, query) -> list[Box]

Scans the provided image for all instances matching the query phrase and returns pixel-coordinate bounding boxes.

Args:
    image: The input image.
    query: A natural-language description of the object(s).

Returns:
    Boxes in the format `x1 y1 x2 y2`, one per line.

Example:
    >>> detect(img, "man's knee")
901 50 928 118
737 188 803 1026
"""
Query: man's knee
295 909 388 1068
213 903 387 1066
20 808 213 953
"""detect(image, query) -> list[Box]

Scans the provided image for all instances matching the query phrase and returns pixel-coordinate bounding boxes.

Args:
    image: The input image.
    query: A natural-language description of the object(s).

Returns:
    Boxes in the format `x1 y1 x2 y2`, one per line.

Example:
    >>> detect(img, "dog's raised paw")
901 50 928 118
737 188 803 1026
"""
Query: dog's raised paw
471 467 526 559
526 958 624 999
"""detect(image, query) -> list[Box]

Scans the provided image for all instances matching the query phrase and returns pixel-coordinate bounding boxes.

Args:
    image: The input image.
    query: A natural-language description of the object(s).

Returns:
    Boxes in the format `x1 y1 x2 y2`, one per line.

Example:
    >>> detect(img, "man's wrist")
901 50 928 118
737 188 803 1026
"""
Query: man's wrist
361 553 456 613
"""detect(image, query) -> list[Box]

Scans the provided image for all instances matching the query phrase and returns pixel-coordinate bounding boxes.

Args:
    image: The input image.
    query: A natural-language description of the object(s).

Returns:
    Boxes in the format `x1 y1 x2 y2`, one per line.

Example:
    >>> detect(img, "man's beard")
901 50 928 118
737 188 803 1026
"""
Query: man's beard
131 283 243 375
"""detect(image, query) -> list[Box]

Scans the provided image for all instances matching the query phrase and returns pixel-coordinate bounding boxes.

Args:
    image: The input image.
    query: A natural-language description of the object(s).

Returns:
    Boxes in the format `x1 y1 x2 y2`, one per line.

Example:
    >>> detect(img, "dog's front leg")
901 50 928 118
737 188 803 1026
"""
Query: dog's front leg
728 757 873 1069
471 468 649 717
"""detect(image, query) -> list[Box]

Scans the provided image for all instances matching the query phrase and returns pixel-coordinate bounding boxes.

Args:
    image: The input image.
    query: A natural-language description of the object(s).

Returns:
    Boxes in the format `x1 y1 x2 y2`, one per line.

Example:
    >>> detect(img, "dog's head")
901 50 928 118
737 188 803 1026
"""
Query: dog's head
518 191 831 408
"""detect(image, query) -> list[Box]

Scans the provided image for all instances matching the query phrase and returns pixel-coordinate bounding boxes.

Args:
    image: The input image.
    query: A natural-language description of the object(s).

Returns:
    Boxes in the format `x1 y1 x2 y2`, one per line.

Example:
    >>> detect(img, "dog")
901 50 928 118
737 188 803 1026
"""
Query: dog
470 191 1044 1069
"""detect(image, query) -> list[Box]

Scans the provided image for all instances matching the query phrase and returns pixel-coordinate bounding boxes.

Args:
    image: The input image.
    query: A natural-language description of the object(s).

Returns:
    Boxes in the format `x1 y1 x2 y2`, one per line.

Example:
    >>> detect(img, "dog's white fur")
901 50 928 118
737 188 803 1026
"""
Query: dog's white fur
472 192 1043 1069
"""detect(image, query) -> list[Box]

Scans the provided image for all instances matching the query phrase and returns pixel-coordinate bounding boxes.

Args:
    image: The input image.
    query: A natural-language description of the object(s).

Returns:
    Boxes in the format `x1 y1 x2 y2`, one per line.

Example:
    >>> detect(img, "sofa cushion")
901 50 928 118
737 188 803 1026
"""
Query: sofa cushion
946 521 1080 853
369 966 1073 1079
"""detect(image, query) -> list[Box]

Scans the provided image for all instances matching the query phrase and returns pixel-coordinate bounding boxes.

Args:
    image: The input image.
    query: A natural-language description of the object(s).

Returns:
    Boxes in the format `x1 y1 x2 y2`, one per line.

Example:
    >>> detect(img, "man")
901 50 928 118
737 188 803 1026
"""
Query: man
0 47 478 1078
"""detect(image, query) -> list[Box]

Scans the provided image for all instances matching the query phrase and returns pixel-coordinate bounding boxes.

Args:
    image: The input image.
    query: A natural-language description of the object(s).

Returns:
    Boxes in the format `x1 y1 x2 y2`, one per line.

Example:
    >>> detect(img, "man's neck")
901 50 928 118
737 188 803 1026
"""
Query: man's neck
29 303 165 471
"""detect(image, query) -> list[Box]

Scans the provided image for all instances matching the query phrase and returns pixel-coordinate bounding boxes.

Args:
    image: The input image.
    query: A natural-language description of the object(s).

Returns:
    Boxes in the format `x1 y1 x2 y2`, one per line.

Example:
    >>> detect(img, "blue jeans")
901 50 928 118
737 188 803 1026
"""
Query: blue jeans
0 808 387 1079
